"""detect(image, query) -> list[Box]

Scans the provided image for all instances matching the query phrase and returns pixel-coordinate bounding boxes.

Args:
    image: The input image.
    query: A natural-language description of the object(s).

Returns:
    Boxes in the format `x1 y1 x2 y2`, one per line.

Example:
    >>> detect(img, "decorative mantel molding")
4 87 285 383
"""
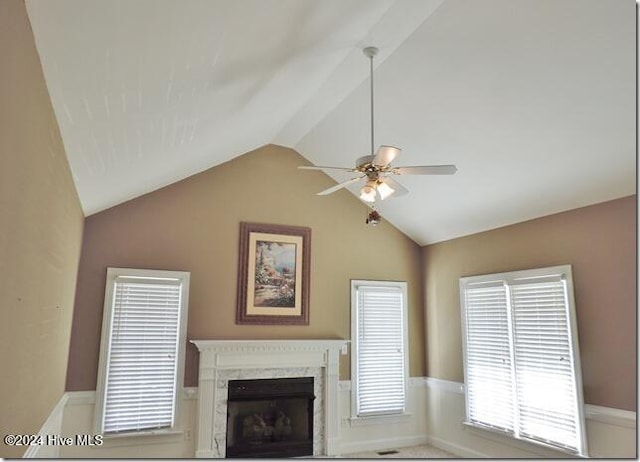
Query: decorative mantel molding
191 339 348 458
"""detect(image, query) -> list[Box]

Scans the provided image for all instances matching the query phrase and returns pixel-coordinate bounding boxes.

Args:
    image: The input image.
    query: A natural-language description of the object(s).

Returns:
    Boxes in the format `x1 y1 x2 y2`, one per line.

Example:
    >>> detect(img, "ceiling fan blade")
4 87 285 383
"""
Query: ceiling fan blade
373 145 401 166
379 177 408 199
299 165 357 172
316 176 365 196
392 165 457 175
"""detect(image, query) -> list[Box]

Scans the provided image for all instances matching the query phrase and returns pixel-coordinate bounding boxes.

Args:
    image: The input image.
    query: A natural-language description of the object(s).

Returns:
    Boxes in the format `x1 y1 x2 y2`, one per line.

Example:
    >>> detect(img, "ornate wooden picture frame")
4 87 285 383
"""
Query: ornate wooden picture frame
236 222 311 325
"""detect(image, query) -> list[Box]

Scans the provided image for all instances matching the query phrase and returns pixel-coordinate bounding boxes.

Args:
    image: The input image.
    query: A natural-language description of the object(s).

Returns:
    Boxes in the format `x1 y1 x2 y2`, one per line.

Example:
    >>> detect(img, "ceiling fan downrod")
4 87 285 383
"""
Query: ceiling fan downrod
363 46 378 158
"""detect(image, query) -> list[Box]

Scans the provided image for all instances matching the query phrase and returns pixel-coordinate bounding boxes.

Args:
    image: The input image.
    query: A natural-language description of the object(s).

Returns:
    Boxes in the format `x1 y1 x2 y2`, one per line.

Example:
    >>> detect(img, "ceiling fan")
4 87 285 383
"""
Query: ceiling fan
299 46 457 205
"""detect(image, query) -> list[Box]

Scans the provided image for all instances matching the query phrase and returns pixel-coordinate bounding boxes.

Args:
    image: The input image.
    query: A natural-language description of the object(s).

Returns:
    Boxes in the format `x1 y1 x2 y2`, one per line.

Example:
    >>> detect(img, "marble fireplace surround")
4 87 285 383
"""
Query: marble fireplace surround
191 339 348 458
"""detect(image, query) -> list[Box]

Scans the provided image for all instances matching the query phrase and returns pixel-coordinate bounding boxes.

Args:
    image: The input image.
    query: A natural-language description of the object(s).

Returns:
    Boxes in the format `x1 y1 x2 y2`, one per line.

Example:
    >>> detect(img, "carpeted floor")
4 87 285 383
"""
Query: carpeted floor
343 444 457 458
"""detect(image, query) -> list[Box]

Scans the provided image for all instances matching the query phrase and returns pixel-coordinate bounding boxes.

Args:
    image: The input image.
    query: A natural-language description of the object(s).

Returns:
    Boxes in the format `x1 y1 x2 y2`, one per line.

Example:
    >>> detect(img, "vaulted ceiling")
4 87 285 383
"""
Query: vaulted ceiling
26 0 635 245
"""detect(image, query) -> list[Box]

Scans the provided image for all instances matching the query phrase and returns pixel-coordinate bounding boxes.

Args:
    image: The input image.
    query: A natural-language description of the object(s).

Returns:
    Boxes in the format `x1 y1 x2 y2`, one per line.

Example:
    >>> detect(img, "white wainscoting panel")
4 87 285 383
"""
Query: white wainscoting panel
23 393 68 458
28 378 635 458
583 405 637 458
58 389 197 458
424 377 637 458
337 378 429 455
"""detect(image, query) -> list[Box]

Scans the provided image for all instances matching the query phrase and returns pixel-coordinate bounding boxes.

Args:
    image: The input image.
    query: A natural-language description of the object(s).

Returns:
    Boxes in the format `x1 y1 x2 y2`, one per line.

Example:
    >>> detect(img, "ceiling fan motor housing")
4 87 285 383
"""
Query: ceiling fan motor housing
356 155 375 168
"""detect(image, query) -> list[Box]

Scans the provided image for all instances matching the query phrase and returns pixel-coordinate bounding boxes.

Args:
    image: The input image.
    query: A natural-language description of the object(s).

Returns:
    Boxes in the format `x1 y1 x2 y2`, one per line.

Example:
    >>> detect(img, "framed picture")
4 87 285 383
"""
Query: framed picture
236 222 311 325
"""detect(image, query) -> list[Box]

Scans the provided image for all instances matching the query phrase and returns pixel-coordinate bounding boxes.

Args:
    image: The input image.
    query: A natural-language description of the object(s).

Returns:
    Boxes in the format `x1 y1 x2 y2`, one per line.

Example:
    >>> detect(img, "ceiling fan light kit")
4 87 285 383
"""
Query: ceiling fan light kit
298 46 457 226
376 180 395 200
360 183 377 202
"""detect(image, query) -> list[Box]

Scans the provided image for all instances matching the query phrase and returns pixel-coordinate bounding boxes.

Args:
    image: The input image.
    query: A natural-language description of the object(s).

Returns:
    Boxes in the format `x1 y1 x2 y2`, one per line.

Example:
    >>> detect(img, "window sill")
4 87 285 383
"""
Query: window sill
462 422 584 457
99 429 184 448
344 412 412 428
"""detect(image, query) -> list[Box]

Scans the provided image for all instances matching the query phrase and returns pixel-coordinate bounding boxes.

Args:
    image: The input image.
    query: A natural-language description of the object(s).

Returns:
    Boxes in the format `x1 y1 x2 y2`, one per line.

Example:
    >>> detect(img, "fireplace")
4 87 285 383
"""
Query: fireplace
226 377 314 458
191 339 347 457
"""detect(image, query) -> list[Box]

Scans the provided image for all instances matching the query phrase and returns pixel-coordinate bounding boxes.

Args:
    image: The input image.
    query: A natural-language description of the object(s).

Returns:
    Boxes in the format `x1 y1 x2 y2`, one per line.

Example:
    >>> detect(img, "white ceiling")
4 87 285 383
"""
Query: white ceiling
27 0 635 245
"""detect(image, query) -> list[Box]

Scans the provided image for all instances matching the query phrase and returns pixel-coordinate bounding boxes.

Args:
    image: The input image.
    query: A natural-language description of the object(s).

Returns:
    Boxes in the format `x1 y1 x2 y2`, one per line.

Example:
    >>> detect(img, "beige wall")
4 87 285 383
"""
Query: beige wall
422 195 636 410
66 144 425 390
0 0 85 457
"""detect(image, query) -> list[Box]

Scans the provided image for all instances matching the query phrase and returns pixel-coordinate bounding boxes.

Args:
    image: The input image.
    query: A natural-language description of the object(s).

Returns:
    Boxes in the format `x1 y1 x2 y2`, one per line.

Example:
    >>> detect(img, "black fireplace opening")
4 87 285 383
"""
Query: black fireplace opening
226 377 315 458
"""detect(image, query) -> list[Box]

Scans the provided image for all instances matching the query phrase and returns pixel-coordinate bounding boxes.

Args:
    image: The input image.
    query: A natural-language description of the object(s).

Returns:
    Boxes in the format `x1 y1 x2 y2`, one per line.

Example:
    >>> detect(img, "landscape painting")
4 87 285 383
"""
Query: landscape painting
253 240 297 307
236 222 310 325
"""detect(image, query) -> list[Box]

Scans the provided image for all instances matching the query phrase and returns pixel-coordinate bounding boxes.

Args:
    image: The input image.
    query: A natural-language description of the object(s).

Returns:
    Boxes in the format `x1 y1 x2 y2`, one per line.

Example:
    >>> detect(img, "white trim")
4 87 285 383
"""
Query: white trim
340 377 430 391
425 435 488 458
27 387 199 453
23 394 69 458
97 429 185 449
28 382 636 459
340 435 428 455
425 376 465 394
459 264 588 456
345 413 412 427
191 339 347 457
94 267 190 436
350 280 409 419
66 387 198 406
424 377 637 430
461 421 585 457
338 377 637 434
408 376 429 388
585 404 636 429
183 386 198 401
103 429 184 440
65 390 96 406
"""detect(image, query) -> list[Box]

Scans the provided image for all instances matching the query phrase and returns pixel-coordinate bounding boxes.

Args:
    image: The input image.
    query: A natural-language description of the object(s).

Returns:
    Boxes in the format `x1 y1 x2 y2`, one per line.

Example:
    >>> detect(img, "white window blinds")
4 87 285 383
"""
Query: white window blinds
352 281 407 417
460 266 587 456
510 277 581 451
463 282 515 433
96 269 189 435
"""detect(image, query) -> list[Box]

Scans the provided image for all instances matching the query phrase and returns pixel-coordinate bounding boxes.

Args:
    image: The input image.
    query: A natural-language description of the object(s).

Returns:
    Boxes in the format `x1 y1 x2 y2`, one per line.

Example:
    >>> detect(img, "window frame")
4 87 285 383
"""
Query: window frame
459 264 588 456
94 267 190 438
350 279 410 424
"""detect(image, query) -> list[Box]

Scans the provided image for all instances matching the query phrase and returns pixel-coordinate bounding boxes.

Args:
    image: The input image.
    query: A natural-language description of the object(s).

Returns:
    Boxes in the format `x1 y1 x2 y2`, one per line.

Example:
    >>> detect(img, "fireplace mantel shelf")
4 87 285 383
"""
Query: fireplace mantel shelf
191 338 348 458
191 338 349 345
191 339 348 354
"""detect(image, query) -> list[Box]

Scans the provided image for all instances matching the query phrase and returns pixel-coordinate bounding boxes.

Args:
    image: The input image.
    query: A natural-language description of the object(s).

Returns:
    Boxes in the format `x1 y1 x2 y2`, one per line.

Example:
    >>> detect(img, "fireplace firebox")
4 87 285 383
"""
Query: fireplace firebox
226 377 315 458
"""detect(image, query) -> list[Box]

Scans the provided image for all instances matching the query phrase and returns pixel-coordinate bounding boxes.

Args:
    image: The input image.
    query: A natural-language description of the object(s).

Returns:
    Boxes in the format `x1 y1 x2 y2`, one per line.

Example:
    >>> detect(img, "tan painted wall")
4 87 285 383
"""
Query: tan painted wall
422 195 636 410
66 144 425 390
0 0 84 457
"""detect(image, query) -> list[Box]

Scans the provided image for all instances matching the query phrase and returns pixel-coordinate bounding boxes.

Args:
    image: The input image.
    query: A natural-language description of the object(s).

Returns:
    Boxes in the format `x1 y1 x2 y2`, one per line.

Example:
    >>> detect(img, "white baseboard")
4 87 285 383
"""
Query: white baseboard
425 434 488 458
340 435 428 455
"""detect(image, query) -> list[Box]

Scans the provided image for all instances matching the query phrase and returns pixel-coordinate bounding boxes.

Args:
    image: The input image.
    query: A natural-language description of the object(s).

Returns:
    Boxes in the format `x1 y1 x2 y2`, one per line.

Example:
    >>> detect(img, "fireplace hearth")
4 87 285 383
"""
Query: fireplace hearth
226 377 314 458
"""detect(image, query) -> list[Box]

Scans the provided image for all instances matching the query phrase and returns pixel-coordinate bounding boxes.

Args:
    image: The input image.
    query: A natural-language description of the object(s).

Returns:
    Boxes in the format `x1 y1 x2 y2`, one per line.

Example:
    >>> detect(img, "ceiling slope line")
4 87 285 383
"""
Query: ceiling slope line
274 0 446 149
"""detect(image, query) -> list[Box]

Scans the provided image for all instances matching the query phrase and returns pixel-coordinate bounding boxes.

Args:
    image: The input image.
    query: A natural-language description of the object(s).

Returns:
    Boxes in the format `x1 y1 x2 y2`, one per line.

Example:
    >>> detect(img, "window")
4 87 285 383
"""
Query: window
95 268 190 435
459 265 587 456
351 280 408 419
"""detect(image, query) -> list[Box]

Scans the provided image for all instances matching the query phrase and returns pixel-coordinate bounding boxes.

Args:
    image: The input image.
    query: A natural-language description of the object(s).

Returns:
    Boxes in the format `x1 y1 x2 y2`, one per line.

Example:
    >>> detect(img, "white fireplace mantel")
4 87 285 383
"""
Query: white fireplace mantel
191 339 348 458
